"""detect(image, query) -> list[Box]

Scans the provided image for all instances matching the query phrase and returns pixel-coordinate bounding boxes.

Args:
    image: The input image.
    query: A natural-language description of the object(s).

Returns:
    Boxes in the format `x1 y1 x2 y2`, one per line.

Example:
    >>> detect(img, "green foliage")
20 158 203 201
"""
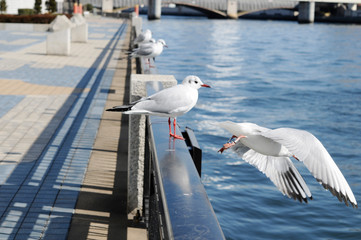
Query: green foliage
46 0 57 13
0 14 72 24
85 4 93 12
18 9 35 15
34 0 42 14
0 0 7 14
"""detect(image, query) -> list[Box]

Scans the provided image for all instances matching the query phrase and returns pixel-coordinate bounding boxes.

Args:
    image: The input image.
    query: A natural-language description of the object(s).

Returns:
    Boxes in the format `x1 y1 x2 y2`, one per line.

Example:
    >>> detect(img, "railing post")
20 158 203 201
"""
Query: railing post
127 74 177 216
183 127 202 177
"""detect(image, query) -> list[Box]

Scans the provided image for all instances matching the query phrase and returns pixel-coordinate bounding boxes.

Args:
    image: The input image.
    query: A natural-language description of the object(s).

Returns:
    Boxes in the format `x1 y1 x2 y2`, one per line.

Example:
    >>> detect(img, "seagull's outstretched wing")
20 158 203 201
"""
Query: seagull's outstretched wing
261 128 357 208
218 121 269 137
231 143 312 203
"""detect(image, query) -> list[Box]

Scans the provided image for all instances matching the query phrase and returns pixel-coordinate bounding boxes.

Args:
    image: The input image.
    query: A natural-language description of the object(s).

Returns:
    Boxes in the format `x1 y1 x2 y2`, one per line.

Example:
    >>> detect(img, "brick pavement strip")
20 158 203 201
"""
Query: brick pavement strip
0 79 89 95
67 19 147 240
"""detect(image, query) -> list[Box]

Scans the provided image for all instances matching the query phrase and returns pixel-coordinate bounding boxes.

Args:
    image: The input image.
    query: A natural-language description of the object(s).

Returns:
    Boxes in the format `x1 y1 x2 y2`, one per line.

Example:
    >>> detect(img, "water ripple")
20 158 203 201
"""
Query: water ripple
143 16 361 240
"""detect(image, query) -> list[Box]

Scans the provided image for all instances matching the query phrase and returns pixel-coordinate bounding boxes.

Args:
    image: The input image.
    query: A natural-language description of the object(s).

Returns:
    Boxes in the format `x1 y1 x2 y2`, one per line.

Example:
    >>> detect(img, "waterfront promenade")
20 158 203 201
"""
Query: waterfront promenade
0 16 145 239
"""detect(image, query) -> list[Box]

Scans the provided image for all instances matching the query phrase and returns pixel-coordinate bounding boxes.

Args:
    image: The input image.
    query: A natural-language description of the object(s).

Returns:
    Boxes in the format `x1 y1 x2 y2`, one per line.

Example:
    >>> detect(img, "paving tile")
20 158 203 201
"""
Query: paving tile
15 230 42 240
0 227 15 234
0 233 16 239
0 16 130 239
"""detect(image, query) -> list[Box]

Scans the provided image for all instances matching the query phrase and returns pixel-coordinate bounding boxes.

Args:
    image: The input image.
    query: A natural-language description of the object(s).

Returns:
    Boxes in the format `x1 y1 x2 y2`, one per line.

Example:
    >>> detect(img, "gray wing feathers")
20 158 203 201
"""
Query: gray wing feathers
261 128 357 208
232 143 312 203
130 45 154 57
134 34 145 43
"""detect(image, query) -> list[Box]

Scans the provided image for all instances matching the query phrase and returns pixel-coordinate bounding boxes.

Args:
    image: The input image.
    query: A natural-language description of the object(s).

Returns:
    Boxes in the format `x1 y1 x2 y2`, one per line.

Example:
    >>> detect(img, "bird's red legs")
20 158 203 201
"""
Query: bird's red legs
168 118 172 136
218 135 246 153
145 58 155 68
168 118 184 140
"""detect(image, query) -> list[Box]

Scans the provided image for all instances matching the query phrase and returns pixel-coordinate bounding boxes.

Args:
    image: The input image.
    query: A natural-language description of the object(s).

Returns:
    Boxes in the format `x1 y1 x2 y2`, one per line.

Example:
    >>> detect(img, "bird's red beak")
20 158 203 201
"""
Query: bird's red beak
201 84 211 88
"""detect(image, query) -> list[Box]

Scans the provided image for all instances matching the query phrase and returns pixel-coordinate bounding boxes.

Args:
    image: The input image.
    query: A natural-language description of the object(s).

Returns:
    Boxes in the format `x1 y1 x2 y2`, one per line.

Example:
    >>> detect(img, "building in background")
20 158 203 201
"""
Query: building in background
5 0 65 14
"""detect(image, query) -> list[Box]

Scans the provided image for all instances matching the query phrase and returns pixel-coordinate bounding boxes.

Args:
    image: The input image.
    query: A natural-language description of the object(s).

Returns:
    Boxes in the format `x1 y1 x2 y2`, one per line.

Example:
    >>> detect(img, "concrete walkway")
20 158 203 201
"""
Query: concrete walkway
0 16 144 239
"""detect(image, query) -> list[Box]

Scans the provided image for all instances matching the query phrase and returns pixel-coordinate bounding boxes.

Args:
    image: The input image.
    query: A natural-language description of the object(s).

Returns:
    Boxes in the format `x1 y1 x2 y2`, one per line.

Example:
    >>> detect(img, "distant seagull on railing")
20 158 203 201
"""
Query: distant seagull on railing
217 121 358 208
129 39 168 67
133 29 152 45
106 75 211 140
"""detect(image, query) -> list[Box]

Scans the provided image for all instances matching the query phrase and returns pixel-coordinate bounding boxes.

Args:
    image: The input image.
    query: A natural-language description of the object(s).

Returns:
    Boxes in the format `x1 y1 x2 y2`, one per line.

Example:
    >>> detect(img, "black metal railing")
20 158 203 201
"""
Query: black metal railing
131 16 224 239
143 82 225 240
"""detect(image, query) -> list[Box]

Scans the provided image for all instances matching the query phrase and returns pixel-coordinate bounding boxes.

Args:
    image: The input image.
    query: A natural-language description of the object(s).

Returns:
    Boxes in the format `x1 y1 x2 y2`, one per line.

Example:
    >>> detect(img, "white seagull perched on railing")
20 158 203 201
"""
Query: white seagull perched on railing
217 121 357 208
106 75 211 140
129 39 167 66
133 29 152 45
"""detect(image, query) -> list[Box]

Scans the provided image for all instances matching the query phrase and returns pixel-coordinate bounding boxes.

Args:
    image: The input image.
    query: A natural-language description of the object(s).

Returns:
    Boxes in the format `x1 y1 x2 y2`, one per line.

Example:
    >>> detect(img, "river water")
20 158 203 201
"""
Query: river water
142 16 361 239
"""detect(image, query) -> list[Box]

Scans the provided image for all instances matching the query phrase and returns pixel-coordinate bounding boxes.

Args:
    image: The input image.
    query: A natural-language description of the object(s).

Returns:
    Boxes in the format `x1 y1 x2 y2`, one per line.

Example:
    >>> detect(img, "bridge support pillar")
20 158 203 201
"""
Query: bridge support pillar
298 1 315 23
227 0 238 19
348 4 357 11
148 0 162 20
101 0 113 13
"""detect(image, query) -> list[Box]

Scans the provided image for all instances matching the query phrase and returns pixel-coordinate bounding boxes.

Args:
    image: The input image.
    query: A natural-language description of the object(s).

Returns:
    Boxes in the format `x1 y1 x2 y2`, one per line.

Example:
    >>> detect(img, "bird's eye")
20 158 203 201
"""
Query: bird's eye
195 81 198 84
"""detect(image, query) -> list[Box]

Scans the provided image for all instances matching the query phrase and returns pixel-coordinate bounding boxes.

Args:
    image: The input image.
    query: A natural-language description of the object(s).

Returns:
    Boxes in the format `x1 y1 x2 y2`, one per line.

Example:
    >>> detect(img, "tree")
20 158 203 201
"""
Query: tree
46 0 57 13
34 0 42 14
0 0 7 14
85 4 93 12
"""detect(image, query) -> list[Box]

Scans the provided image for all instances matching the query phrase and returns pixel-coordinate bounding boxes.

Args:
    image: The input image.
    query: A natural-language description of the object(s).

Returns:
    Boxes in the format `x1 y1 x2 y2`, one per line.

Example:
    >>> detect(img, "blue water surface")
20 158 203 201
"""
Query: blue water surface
142 16 361 239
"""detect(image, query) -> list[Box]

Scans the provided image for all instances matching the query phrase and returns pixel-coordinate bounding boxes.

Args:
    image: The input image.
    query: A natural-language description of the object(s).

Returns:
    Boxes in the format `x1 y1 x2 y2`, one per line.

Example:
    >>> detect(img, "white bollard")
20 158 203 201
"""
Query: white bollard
71 14 88 43
71 23 88 43
46 28 71 56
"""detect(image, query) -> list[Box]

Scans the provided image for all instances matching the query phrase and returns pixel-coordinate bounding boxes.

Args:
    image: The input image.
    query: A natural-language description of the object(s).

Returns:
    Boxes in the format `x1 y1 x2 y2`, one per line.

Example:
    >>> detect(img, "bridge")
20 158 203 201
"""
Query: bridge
82 0 361 23
161 0 361 22
296 0 361 23
90 0 298 13
169 2 228 19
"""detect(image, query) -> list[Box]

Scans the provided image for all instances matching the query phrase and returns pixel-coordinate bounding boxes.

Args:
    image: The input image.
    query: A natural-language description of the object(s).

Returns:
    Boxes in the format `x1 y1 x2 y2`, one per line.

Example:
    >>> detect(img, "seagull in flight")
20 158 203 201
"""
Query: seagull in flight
218 121 357 208
106 76 210 140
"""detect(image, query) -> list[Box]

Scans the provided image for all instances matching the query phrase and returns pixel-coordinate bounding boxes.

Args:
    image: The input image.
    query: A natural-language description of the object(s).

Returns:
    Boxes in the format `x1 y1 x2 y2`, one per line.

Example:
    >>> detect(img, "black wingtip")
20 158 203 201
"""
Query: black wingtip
106 108 125 112
317 178 358 208
105 105 132 112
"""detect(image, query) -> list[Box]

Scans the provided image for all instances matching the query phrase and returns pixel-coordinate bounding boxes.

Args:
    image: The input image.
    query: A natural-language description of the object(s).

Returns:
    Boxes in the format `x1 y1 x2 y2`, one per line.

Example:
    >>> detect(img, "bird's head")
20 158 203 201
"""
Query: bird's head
158 39 168 48
182 75 211 89
145 29 152 35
